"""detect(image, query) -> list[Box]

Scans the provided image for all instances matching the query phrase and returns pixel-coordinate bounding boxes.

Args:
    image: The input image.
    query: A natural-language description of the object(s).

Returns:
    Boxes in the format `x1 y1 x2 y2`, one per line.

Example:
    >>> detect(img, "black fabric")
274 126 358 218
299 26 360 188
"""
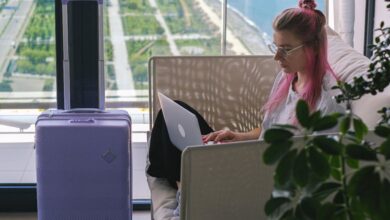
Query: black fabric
147 101 213 189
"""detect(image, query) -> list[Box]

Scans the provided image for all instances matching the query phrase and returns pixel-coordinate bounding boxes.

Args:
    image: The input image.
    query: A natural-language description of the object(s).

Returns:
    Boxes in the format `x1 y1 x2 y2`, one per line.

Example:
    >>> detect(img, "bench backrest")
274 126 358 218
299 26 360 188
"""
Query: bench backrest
148 55 280 132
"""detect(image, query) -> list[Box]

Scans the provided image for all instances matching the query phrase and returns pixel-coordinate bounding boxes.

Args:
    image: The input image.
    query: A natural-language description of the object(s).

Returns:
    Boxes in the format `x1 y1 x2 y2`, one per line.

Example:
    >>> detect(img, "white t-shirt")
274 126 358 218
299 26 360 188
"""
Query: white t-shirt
259 71 345 139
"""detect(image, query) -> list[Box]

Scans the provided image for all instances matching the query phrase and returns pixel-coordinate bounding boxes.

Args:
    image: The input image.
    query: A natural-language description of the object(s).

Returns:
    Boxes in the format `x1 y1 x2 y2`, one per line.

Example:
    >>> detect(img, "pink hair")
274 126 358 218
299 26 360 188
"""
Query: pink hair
263 0 338 116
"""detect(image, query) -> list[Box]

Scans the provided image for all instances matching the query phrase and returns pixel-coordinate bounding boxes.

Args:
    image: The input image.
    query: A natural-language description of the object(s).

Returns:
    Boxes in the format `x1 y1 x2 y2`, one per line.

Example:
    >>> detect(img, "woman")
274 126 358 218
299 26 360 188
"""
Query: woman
147 0 344 215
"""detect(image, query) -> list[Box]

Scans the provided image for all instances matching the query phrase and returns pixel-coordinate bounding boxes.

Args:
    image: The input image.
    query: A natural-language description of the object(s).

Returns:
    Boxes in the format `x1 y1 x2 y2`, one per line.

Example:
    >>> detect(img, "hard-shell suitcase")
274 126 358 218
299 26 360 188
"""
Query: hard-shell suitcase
35 109 132 219
35 0 132 218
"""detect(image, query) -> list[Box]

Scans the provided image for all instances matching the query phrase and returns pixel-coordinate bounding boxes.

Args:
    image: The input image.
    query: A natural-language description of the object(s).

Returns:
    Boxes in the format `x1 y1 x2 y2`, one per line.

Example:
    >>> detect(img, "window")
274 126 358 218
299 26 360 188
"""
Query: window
104 0 223 200
0 0 343 210
226 0 325 55
0 0 56 185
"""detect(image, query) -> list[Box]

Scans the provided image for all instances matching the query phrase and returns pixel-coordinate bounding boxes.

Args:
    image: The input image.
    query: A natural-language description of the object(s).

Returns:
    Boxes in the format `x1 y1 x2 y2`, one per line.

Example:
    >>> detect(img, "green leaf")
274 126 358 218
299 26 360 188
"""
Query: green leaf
318 203 345 220
379 179 390 218
275 149 298 186
380 139 390 160
280 209 294 219
339 116 351 134
264 197 291 217
333 190 344 204
348 166 375 195
312 182 341 201
296 100 311 128
346 158 359 169
350 198 367 220
346 144 378 161
308 148 331 180
300 197 320 219
330 112 344 119
293 150 309 187
353 118 368 141
295 204 306 220
330 156 341 168
309 111 321 125
313 136 342 155
313 116 338 131
263 141 293 165
375 125 390 138
264 128 294 143
349 166 382 216
331 168 342 181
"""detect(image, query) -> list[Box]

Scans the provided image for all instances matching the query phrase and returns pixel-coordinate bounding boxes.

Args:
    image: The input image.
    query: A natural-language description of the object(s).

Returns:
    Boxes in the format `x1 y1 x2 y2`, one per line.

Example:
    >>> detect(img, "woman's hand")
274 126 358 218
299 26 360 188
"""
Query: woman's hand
202 128 261 143
203 130 242 143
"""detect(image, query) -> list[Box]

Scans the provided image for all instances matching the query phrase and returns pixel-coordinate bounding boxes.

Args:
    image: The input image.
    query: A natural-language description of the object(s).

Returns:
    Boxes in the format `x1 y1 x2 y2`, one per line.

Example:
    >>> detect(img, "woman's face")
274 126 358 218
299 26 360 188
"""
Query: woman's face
273 30 307 74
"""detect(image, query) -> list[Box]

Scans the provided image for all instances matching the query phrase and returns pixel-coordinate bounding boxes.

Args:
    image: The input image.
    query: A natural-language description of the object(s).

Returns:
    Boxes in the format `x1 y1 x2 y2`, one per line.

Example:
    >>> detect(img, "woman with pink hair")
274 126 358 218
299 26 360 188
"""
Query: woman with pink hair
204 0 344 142
147 0 345 216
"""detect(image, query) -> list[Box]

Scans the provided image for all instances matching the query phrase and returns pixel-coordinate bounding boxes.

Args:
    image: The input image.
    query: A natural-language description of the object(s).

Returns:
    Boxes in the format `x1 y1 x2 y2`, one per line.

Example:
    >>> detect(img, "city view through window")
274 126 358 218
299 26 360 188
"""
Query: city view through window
0 0 324 122
0 0 323 190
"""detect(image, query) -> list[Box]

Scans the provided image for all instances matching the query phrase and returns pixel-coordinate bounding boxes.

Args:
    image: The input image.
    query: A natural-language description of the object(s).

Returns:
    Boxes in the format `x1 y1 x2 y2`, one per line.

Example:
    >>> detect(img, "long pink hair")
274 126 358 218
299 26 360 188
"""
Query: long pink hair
263 0 338 114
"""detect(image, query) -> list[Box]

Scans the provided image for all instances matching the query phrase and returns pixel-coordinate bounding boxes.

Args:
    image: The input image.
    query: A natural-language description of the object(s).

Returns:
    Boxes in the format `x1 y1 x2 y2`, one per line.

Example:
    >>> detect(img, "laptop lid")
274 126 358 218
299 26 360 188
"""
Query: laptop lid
158 92 203 151
180 140 275 220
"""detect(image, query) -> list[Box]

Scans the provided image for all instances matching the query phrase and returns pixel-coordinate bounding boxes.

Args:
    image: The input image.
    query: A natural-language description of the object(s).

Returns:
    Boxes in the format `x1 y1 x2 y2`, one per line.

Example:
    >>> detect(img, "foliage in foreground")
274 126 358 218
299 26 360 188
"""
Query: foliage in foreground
264 1 390 219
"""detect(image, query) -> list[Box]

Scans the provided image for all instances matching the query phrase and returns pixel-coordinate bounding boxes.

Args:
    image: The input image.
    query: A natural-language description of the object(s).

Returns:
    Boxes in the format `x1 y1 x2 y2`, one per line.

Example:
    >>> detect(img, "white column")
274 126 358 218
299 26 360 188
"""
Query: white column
338 0 355 47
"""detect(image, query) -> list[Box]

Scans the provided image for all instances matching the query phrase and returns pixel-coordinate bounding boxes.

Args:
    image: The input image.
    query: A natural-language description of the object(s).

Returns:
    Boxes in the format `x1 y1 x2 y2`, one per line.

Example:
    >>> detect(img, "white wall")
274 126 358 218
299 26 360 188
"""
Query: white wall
329 0 365 54
329 0 389 54
354 0 366 54
374 0 390 35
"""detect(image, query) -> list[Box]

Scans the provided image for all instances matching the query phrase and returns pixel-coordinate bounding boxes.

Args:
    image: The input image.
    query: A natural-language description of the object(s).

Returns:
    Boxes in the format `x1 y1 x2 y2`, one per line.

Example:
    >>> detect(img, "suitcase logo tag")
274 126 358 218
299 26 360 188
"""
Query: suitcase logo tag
101 149 117 164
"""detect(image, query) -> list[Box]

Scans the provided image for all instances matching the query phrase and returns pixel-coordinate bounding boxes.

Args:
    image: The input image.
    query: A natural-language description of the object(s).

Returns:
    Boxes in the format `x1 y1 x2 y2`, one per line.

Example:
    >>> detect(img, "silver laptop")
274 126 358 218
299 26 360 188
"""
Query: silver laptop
158 92 204 151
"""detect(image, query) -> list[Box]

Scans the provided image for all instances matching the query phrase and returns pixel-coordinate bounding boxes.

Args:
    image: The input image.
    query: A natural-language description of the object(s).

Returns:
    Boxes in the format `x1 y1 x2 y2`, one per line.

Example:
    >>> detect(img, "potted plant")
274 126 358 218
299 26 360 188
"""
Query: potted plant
263 1 390 219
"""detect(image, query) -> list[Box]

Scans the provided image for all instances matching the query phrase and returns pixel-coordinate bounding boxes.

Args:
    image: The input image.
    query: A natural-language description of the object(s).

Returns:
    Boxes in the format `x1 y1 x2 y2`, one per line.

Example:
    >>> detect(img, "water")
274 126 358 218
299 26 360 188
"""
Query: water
227 0 325 36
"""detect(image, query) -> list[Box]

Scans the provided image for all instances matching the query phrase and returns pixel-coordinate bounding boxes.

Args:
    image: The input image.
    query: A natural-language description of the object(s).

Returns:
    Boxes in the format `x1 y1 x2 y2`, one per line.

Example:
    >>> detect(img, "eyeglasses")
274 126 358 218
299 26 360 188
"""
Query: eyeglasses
268 43 304 58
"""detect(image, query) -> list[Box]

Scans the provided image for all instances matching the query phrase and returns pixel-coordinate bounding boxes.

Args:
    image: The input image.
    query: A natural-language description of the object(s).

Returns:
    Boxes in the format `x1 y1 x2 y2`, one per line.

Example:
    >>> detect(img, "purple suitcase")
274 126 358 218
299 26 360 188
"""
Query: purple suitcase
35 109 132 220
35 0 132 219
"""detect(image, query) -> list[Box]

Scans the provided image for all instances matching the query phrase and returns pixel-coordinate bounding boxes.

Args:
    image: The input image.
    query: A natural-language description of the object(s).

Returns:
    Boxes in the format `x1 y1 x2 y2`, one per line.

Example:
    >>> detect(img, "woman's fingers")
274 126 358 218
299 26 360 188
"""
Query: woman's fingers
203 130 222 142
203 130 239 143
214 130 235 142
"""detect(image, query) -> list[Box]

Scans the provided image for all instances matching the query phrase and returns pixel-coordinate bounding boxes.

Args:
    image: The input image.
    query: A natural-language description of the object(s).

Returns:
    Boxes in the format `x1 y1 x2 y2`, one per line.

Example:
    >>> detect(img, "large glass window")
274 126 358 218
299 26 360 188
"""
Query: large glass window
0 0 56 184
104 0 223 200
0 0 329 203
226 0 325 55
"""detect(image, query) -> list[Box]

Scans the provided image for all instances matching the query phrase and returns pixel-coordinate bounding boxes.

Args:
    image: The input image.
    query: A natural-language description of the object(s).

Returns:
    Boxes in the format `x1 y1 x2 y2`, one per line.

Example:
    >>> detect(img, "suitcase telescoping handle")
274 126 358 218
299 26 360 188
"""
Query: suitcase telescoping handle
62 0 105 110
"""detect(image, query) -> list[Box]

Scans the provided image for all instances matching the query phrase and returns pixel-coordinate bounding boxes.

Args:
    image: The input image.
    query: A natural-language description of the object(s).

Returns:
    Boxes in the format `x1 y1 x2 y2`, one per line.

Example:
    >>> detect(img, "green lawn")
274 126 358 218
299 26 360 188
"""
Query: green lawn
157 0 218 34
176 38 220 55
126 39 170 88
15 43 56 76
122 15 164 35
119 0 154 14
15 0 56 76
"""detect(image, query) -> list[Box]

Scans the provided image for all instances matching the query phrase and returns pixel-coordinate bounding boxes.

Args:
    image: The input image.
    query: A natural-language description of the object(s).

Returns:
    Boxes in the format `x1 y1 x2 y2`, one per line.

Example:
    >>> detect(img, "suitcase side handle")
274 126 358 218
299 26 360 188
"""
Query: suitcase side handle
63 108 106 114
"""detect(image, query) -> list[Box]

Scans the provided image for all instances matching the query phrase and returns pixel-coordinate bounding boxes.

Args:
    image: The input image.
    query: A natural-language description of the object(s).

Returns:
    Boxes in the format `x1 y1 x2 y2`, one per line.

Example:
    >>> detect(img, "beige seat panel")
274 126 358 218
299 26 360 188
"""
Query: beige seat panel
149 55 280 132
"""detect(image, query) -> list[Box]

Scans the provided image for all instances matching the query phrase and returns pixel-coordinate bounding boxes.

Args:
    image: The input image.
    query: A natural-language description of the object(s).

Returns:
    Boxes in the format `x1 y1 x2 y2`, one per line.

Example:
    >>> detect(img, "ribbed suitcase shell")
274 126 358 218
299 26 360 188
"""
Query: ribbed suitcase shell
35 109 132 220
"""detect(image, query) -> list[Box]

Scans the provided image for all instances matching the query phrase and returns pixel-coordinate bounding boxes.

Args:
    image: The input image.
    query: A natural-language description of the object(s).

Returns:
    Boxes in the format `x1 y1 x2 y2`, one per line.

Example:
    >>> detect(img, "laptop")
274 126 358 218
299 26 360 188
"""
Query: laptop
158 92 205 151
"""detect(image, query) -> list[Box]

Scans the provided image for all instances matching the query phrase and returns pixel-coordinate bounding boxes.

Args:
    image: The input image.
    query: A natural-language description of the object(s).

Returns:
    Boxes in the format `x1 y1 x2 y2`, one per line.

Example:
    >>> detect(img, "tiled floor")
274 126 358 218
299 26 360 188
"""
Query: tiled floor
0 211 151 220
0 124 151 200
